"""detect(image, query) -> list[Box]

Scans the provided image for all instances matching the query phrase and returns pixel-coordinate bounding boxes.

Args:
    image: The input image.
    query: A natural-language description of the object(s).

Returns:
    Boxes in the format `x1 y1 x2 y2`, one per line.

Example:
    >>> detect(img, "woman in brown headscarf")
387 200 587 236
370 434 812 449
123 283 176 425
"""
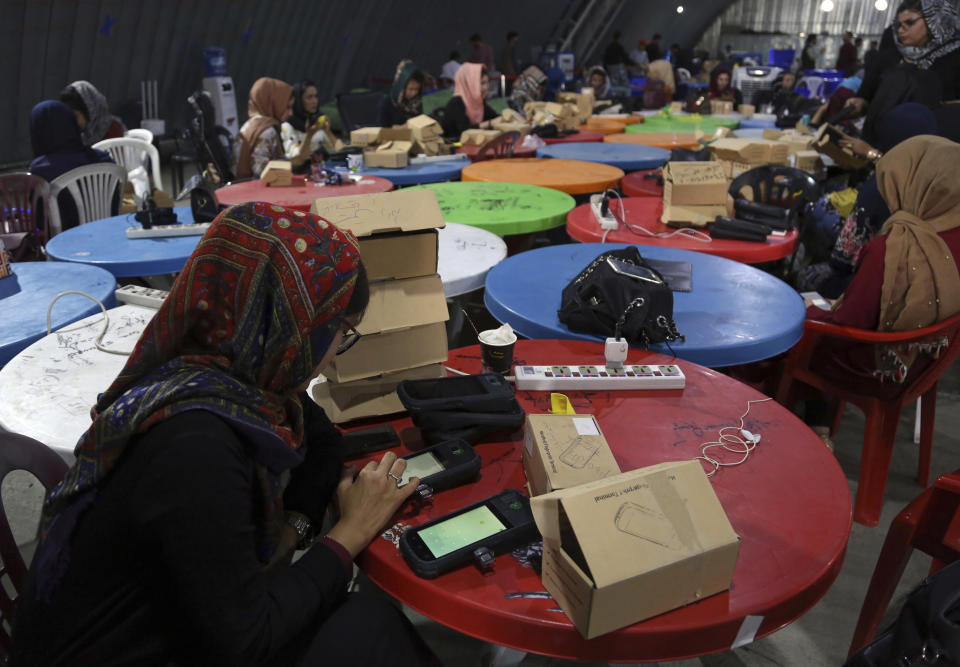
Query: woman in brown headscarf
235 77 293 178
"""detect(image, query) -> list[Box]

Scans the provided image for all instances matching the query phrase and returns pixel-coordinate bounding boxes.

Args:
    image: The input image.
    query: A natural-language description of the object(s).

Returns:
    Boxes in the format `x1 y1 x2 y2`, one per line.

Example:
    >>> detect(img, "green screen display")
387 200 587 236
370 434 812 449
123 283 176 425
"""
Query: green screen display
418 505 507 558
400 451 445 486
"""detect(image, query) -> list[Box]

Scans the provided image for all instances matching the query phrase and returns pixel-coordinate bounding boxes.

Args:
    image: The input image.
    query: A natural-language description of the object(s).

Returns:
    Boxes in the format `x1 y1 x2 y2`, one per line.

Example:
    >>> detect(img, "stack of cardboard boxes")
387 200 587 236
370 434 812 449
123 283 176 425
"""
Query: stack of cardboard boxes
307 189 449 423
523 101 580 130
557 89 595 124
660 161 730 228
460 129 502 147
348 115 451 168
523 413 740 639
708 138 790 179
761 129 823 173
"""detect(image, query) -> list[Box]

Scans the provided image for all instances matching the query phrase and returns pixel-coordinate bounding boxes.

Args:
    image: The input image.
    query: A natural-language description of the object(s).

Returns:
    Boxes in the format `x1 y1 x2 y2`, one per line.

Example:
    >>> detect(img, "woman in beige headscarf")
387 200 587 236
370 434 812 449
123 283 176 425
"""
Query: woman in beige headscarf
235 77 293 178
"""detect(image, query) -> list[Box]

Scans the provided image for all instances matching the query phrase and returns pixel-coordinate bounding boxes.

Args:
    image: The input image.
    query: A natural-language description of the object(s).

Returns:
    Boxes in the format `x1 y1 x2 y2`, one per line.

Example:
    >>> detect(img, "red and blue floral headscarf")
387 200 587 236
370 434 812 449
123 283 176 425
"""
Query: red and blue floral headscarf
36 202 362 597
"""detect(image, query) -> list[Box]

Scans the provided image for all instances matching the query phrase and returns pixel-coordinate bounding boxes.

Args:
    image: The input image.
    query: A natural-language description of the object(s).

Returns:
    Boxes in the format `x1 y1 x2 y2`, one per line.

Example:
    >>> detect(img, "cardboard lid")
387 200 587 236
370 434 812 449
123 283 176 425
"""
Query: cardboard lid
662 204 726 227
664 162 727 185
532 460 739 589
407 114 440 130
357 273 449 336
309 189 446 237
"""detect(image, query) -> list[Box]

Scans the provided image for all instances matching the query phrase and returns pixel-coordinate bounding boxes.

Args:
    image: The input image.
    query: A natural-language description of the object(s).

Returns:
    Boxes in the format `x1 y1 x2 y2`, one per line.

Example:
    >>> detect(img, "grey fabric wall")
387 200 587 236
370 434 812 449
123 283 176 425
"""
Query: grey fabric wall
2 0 576 165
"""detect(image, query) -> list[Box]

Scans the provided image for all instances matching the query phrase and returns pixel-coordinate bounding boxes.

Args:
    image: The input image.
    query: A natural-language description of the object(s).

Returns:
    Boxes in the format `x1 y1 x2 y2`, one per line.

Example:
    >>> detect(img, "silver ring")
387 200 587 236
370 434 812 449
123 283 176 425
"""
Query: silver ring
387 472 403 486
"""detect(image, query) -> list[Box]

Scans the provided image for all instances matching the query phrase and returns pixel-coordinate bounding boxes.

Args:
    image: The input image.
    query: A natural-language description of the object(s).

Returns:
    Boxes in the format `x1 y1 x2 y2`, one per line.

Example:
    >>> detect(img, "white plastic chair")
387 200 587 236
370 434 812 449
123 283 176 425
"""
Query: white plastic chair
48 163 127 236
125 128 154 144
93 137 162 192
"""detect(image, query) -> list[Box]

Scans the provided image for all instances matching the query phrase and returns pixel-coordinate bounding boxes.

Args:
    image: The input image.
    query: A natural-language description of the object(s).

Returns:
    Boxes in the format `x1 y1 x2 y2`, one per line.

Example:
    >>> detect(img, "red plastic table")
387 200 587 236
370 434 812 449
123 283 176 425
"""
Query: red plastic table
541 130 605 145
354 340 852 663
621 168 663 198
566 198 799 264
457 144 538 161
215 174 393 212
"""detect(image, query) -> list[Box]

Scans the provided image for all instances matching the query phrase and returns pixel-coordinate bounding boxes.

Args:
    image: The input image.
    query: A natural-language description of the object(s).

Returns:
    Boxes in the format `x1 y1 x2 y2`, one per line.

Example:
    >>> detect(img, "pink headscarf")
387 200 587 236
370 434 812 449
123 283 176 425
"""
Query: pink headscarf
454 62 486 125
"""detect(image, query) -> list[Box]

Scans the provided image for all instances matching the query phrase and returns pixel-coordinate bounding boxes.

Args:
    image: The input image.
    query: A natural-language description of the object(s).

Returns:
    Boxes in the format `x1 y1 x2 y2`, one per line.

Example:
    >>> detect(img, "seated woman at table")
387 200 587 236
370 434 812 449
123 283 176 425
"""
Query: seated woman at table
378 60 425 127
587 65 611 100
235 77 293 179
810 76 862 127
440 63 498 137
707 65 743 107
844 0 960 144
508 65 548 114
281 80 336 173
12 202 439 667
60 80 126 147
801 135 960 441
28 100 116 233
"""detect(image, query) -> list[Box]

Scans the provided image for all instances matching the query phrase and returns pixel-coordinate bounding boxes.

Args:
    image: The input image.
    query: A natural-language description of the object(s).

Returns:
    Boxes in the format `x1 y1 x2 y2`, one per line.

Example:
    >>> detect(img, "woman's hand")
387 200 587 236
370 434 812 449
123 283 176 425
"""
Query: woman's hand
325 452 419 558
843 97 867 114
838 134 875 158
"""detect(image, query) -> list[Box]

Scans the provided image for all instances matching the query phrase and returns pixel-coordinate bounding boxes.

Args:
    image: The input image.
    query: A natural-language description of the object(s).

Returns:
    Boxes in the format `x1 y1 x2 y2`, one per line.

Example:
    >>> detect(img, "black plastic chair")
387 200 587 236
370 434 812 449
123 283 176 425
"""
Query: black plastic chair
186 90 235 186
729 165 818 211
0 433 68 660
336 92 386 134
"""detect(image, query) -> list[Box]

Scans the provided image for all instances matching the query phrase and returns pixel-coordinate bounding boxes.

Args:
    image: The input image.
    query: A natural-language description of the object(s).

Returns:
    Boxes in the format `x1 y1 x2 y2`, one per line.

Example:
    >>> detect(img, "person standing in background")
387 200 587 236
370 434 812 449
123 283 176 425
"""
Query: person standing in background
801 34 821 70
469 34 496 72
836 31 859 74
629 39 650 72
440 51 461 88
501 32 519 78
864 39 880 71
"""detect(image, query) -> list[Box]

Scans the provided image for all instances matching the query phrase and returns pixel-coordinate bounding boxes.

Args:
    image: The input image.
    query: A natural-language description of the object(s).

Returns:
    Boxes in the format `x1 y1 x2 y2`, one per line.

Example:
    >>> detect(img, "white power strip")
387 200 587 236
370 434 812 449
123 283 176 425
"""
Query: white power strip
409 154 469 164
115 285 169 309
514 364 685 391
589 194 619 231
125 223 210 239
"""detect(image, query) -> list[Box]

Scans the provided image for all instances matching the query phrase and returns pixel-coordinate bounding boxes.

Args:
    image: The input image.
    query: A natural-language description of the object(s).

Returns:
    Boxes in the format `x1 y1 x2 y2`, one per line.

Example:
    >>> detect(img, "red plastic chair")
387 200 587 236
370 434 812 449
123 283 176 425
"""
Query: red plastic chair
0 433 68 660
0 173 50 261
848 470 960 656
476 131 521 161
776 312 960 526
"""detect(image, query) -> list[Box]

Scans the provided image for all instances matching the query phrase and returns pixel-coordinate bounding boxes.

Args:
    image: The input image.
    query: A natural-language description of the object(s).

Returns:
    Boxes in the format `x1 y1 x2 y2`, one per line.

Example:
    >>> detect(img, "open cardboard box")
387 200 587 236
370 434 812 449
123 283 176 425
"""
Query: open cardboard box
326 273 449 382
364 141 411 168
310 363 447 423
260 160 292 186
523 414 621 497
407 114 442 142
460 129 502 146
662 203 728 228
663 162 728 207
813 124 871 169
310 189 445 281
709 139 789 165
350 127 383 147
531 460 740 639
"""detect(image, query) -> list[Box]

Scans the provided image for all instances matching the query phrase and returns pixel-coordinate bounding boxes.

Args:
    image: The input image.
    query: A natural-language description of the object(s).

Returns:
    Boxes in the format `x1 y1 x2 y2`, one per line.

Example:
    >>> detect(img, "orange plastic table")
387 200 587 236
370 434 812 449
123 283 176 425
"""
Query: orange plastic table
215 174 393 211
541 130 605 145
576 119 626 135
461 158 623 195
621 168 663 197
605 132 701 150
566 198 799 264
354 340 852 663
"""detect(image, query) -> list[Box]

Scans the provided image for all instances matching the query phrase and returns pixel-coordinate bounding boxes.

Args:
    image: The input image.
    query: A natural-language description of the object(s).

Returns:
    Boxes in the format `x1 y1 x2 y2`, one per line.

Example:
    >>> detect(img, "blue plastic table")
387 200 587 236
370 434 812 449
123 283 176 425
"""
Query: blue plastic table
46 206 199 277
336 159 465 186
0 262 116 366
738 115 779 129
483 243 806 368
732 128 769 139
536 142 670 171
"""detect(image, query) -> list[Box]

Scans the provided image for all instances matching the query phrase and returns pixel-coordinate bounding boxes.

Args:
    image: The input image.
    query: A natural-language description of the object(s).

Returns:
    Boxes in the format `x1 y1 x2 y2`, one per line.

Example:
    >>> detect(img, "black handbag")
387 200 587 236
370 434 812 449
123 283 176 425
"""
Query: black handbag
558 247 683 348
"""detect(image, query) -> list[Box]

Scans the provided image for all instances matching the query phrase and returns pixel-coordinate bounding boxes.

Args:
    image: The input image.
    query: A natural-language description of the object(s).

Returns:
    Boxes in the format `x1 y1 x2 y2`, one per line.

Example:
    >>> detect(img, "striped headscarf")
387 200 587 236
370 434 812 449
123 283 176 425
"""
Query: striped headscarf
894 0 960 69
35 202 362 598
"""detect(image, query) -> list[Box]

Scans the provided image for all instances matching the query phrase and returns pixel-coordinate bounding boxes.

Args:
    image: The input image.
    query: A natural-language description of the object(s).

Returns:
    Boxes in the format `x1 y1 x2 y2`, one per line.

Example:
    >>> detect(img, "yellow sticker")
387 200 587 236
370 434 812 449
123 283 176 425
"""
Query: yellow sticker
550 393 577 415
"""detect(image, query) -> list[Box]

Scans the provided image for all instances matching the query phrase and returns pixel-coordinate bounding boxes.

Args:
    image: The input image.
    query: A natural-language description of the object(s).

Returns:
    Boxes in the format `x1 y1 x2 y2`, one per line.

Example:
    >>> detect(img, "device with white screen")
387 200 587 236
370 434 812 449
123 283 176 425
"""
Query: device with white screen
399 439 481 491
605 256 664 284
399 489 538 578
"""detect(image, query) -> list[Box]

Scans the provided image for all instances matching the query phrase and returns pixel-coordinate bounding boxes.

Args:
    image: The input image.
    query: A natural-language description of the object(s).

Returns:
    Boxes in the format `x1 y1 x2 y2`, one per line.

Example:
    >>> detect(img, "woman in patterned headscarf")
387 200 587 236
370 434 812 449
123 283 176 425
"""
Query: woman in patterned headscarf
378 60 425 127
845 0 960 141
13 202 438 666
60 80 126 147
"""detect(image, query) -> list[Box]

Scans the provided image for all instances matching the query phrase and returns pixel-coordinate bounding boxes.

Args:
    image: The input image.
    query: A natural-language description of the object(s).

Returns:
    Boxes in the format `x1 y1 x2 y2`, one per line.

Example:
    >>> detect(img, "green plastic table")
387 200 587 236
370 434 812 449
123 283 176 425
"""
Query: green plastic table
409 181 575 236
626 114 739 135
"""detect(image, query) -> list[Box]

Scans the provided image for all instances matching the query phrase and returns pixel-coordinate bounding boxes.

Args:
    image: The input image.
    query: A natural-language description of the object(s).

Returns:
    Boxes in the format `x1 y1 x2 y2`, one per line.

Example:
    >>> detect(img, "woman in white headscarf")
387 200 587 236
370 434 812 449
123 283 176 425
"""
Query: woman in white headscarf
60 80 126 147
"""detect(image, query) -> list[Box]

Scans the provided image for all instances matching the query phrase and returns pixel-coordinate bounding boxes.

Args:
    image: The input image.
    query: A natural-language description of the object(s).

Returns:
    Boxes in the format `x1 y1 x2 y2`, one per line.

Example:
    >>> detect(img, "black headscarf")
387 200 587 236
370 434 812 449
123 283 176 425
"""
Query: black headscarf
287 80 320 133
28 101 112 183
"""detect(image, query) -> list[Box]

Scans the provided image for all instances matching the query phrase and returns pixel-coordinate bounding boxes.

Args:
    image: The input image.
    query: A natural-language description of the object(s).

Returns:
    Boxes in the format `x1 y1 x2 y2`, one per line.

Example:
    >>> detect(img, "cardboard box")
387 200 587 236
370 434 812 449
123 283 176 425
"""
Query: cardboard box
662 204 727 228
662 162 729 207
709 138 789 165
718 160 754 180
793 150 824 173
491 120 532 135
557 91 593 123
669 101 684 113
363 141 411 168
813 124 870 169
310 363 447 423
710 100 734 115
762 129 782 141
530 460 740 639
523 414 621 497
460 129 502 146
406 114 441 141
738 104 755 118
350 127 382 147
260 160 292 186
500 108 526 123
354 273 448 335
327 321 448 382
310 188 444 280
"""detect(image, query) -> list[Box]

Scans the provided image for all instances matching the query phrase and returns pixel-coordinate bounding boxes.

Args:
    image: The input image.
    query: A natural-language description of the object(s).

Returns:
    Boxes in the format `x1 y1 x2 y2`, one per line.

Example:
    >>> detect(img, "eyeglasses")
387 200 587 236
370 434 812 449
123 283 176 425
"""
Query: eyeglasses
894 16 922 31
335 322 361 356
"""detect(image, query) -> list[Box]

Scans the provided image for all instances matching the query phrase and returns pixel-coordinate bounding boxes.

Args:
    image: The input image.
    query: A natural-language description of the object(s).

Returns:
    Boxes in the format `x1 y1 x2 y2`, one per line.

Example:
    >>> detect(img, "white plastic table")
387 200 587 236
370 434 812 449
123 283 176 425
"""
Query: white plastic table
437 223 507 298
0 305 154 463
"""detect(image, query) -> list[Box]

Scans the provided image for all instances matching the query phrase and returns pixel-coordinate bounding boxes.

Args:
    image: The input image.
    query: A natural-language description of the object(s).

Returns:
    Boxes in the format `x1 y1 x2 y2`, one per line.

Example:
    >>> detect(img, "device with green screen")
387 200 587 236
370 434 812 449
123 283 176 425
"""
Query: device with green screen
399 439 481 491
400 489 538 578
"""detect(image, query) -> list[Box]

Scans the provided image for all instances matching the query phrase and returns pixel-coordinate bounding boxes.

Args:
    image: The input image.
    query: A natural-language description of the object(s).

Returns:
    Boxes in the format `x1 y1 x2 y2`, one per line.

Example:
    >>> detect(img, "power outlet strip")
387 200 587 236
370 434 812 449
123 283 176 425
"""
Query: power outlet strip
125 223 210 239
115 285 169 309
514 364 685 391
409 154 469 164
589 194 619 231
